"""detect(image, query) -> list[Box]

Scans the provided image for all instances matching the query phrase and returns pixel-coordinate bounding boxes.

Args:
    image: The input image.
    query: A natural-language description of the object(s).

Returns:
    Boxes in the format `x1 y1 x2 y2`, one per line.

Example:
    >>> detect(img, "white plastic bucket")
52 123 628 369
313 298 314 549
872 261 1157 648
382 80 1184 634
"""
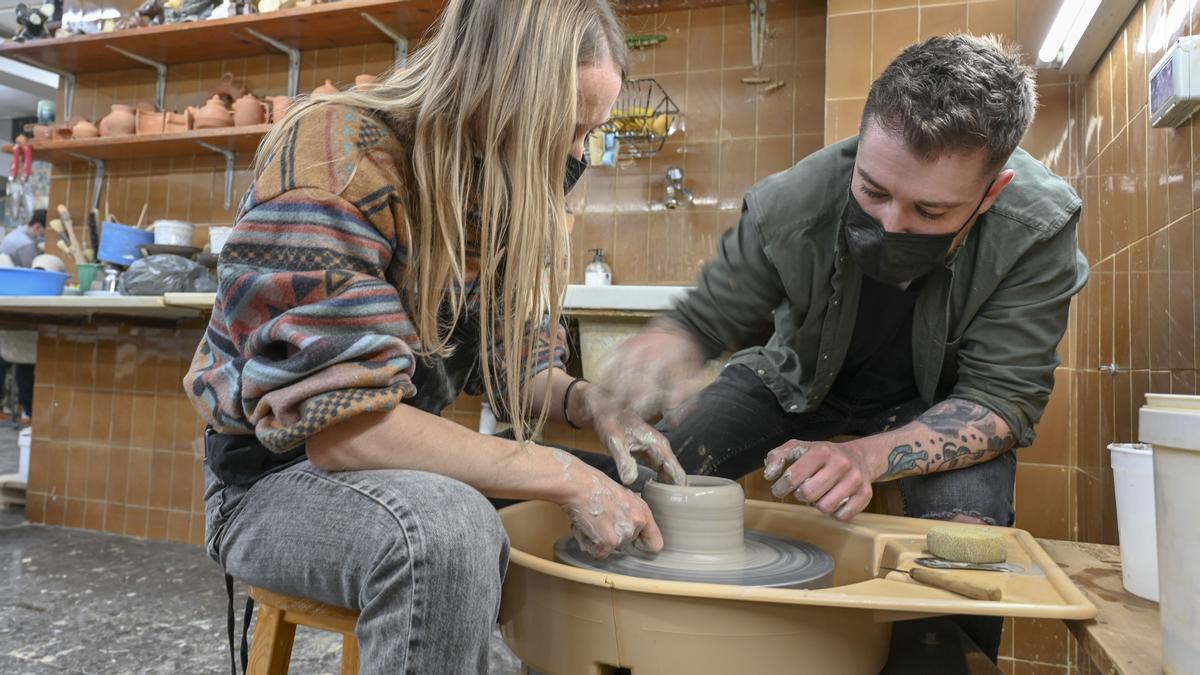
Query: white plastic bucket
1139 393 1200 673
208 226 233 254
18 427 31 484
152 220 194 247
1108 443 1158 601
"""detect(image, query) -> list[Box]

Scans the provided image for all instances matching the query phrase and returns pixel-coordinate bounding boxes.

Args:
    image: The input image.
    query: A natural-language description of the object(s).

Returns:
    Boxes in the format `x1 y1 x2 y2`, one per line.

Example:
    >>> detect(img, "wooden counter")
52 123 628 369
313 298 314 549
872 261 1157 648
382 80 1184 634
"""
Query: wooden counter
0 295 207 320
1039 539 1162 675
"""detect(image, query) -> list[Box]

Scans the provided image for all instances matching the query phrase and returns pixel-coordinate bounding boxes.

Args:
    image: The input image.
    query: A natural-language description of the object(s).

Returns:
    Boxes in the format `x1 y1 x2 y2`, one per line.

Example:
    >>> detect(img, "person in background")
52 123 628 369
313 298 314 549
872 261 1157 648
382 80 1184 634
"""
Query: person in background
186 2 683 672
0 208 45 269
0 208 44 425
596 34 1087 662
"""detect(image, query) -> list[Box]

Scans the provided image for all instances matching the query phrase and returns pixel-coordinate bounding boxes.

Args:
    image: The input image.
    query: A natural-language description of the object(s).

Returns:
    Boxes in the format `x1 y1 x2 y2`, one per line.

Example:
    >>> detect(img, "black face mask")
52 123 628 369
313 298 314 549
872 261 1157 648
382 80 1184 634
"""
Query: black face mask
843 181 993 284
565 152 588 194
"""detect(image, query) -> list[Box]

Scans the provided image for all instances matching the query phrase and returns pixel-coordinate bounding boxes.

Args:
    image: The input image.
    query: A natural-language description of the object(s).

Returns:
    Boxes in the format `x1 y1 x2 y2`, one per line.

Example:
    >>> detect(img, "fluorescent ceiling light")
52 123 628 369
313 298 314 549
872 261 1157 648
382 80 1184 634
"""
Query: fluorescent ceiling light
1036 0 1139 74
1038 0 1105 66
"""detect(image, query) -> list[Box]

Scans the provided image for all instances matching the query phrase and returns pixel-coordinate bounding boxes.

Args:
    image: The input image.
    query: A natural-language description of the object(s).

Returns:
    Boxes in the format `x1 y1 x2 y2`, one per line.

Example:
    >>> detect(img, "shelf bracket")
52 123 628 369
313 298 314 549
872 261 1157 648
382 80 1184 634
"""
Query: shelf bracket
243 28 301 98
196 142 237 211
66 152 105 214
6 56 76 119
106 46 168 111
361 13 408 66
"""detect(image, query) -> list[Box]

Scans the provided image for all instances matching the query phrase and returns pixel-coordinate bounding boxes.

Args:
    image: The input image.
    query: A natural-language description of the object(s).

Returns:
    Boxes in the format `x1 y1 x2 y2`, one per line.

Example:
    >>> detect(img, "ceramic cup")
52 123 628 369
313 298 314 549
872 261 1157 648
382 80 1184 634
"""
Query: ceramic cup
641 475 746 558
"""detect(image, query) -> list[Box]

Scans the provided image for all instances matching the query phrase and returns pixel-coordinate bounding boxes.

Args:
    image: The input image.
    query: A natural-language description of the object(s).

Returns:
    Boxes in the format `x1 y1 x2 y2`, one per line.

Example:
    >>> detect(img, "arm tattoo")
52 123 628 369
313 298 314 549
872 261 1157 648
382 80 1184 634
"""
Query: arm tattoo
879 399 1016 480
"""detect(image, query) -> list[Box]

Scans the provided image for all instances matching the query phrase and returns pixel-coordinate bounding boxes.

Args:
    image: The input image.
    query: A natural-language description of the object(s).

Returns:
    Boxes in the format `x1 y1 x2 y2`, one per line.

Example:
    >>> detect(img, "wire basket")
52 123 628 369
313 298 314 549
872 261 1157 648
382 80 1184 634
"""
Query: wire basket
599 77 682 158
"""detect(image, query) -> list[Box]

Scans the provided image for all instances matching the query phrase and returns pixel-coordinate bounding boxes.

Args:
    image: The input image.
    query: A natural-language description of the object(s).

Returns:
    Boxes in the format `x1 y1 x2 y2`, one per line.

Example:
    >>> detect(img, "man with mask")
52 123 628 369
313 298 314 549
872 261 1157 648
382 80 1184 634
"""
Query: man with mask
0 208 46 268
595 34 1086 660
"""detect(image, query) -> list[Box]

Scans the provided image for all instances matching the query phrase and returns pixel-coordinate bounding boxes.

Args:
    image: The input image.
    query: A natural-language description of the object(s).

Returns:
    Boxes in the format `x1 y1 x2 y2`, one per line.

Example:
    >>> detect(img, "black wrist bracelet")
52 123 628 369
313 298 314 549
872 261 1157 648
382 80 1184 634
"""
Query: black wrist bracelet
563 377 588 430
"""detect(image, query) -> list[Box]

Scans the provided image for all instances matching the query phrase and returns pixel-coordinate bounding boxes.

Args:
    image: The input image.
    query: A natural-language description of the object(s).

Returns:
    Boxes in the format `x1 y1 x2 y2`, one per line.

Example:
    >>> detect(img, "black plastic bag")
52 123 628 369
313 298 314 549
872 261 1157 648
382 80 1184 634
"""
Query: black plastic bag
118 254 217 295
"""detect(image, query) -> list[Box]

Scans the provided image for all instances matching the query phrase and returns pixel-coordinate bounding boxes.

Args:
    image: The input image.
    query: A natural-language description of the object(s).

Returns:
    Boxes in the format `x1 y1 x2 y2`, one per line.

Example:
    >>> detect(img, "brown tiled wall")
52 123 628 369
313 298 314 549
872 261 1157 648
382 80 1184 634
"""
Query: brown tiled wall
24 323 208 546
567 1 826 285
1070 0 1200 581
824 2 1092 673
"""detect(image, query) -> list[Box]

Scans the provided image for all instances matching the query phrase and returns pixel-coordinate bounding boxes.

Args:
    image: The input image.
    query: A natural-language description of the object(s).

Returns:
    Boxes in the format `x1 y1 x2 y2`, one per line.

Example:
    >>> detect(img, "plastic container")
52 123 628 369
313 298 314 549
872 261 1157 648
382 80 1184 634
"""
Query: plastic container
98 221 154 266
208 226 233 254
0 268 68 295
76 262 102 293
18 427 31 484
153 220 194 247
1139 393 1200 673
1108 443 1158 601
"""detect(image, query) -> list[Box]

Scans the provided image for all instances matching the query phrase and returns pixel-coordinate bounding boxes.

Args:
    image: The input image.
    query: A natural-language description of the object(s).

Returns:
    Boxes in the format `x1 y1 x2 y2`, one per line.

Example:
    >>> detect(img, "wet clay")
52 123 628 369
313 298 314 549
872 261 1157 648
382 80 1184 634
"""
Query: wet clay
556 475 834 588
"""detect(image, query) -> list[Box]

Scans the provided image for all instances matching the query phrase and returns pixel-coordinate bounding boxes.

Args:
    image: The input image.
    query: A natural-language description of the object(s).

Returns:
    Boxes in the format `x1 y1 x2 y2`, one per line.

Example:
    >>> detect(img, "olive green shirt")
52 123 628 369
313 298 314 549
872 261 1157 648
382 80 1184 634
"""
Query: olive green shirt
668 137 1088 448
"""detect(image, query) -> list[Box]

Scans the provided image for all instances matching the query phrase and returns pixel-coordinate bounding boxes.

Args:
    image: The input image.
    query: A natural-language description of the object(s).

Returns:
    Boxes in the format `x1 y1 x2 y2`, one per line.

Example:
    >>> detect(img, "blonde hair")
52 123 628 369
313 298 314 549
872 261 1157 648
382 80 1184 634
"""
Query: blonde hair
255 0 628 441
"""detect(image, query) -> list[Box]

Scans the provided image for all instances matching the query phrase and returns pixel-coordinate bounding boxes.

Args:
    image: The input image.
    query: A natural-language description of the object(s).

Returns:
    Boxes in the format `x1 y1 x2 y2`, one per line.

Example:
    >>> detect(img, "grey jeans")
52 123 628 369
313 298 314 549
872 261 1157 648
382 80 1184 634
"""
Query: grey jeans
204 459 510 675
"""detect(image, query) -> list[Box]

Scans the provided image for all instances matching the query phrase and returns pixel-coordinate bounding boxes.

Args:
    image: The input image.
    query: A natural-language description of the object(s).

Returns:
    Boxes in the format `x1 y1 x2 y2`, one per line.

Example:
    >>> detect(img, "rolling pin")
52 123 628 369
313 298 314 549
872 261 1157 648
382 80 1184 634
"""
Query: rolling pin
880 565 1002 601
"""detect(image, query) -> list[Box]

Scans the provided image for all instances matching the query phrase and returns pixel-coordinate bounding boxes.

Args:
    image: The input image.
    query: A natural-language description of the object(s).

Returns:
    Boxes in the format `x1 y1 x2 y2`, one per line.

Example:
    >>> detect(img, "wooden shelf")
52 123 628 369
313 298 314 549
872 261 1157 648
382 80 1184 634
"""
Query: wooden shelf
2 124 271 162
0 0 746 76
0 0 443 74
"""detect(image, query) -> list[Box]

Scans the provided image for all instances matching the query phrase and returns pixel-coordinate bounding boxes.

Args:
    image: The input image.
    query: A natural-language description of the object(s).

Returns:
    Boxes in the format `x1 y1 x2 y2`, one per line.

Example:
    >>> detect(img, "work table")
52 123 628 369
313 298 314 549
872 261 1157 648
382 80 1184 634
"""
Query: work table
1039 539 1162 675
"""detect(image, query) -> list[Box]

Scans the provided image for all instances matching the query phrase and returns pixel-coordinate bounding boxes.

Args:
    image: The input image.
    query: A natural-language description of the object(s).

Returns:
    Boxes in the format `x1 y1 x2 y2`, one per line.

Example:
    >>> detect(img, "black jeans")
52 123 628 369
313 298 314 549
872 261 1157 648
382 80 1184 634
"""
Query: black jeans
660 364 1016 662
0 358 34 419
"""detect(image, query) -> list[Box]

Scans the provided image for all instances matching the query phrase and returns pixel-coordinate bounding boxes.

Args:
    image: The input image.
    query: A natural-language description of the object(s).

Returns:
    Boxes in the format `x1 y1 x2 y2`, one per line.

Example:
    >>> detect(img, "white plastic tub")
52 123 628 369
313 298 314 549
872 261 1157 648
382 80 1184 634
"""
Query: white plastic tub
153 220 194 247
1139 393 1200 673
1108 443 1157 601
208 226 233 254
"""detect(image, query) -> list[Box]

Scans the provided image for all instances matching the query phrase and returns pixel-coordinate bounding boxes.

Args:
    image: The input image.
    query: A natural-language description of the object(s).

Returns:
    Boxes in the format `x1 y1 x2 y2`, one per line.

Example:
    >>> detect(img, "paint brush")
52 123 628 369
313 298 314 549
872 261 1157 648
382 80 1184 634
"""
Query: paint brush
49 218 85 265
879 565 1002 601
56 205 86 264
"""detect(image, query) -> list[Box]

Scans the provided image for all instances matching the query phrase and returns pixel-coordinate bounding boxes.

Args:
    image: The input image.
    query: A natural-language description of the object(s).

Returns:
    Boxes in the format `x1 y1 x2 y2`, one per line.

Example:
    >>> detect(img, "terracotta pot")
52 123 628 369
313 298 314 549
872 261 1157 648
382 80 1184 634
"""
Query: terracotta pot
312 79 339 95
52 125 73 141
264 95 292 122
210 72 248 104
193 95 233 129
164 111 189 133
98 104 136 137
354 74 378 87
32 124 53 141
72 119 99 139
135 108 165 135
232 93 269 126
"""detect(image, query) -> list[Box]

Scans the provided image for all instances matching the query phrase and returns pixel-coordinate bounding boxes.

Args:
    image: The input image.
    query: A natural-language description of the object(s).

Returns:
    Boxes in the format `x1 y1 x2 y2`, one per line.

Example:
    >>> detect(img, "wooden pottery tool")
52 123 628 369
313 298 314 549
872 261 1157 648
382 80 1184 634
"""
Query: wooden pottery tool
135 203 149 230
879 565 1002 601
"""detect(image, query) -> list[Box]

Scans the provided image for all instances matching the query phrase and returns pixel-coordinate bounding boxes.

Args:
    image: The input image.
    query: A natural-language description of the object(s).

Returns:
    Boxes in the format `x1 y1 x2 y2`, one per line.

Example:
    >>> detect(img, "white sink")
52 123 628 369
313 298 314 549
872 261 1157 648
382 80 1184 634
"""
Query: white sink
564 284 692 311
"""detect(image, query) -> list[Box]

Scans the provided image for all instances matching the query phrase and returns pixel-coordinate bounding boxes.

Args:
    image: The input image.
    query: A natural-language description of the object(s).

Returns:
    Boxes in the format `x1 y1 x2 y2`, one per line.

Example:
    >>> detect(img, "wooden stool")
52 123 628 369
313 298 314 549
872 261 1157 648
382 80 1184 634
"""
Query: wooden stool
247 586 361 675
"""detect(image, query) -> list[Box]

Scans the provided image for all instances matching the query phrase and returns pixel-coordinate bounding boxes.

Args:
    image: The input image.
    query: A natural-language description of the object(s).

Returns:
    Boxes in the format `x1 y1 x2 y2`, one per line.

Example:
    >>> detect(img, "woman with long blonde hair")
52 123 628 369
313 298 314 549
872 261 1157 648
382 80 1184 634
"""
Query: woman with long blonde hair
186 0 686 670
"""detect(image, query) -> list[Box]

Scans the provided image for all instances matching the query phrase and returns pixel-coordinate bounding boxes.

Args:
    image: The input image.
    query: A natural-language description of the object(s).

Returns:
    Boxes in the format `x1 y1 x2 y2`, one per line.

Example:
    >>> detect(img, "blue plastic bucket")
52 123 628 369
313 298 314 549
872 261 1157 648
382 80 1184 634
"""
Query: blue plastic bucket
0 267 68 296
98 221 154 266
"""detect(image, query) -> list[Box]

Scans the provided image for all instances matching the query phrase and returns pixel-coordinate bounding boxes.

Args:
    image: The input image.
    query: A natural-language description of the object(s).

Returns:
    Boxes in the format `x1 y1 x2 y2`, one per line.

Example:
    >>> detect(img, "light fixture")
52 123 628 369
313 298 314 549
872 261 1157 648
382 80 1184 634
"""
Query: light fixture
1037 0 1139 74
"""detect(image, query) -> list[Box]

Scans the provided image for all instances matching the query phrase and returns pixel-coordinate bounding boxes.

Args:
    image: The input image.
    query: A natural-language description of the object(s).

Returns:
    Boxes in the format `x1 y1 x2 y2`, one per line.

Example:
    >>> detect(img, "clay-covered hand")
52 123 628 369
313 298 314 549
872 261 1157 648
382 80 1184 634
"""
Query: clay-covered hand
762 439 875 521
584 385 687 486
561 460 664 559
594 319 706 421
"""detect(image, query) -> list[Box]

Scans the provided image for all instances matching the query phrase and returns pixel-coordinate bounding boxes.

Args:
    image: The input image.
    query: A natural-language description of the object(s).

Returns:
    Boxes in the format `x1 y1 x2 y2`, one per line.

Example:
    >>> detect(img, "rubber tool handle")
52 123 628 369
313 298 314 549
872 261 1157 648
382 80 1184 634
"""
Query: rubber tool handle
909 567 1002 601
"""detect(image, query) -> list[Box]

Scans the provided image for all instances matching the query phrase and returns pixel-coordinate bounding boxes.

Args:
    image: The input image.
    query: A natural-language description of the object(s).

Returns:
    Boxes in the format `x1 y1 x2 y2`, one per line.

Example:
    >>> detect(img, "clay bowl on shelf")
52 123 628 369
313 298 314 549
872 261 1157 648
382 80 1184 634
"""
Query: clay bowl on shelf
136 108 166 135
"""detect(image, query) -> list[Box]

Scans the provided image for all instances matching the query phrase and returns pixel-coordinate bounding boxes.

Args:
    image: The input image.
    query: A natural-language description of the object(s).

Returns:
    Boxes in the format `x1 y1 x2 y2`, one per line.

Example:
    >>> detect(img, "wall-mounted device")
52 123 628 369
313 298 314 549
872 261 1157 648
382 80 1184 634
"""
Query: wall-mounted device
1150 35 1200 128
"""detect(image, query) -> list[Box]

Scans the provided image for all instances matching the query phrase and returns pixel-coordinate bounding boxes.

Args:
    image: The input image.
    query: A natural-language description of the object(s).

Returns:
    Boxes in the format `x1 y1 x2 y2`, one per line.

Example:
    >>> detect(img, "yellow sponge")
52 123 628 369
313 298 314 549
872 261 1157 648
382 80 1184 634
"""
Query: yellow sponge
927 525 1007 564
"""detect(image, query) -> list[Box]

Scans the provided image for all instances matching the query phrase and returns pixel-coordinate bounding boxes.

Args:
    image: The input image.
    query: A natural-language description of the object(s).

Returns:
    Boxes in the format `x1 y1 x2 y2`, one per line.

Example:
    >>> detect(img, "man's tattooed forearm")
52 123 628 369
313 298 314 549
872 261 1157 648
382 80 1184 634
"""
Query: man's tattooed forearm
914 398 994 436
879 399 1016 479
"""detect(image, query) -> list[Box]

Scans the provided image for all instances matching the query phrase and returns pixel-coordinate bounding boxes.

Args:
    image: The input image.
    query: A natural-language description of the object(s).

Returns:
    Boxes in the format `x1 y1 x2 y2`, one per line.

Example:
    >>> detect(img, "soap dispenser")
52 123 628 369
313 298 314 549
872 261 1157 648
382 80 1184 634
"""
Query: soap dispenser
585 248 612 286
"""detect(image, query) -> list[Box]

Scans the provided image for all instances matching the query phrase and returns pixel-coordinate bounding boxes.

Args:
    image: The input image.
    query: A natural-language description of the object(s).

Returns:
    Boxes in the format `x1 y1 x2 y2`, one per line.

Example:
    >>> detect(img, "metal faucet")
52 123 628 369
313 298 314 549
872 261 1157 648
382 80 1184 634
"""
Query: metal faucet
663 166 694 209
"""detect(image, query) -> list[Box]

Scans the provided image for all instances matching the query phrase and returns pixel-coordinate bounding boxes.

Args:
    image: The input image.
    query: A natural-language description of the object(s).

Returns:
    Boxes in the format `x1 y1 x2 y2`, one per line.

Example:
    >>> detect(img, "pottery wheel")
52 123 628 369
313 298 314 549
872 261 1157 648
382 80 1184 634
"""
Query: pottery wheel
555 529 835 589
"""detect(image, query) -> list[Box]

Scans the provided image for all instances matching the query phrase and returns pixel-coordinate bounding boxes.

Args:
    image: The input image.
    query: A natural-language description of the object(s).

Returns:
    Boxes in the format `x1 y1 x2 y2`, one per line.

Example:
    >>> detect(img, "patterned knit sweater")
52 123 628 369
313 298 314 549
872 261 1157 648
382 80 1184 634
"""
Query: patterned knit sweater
185 105 567 452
